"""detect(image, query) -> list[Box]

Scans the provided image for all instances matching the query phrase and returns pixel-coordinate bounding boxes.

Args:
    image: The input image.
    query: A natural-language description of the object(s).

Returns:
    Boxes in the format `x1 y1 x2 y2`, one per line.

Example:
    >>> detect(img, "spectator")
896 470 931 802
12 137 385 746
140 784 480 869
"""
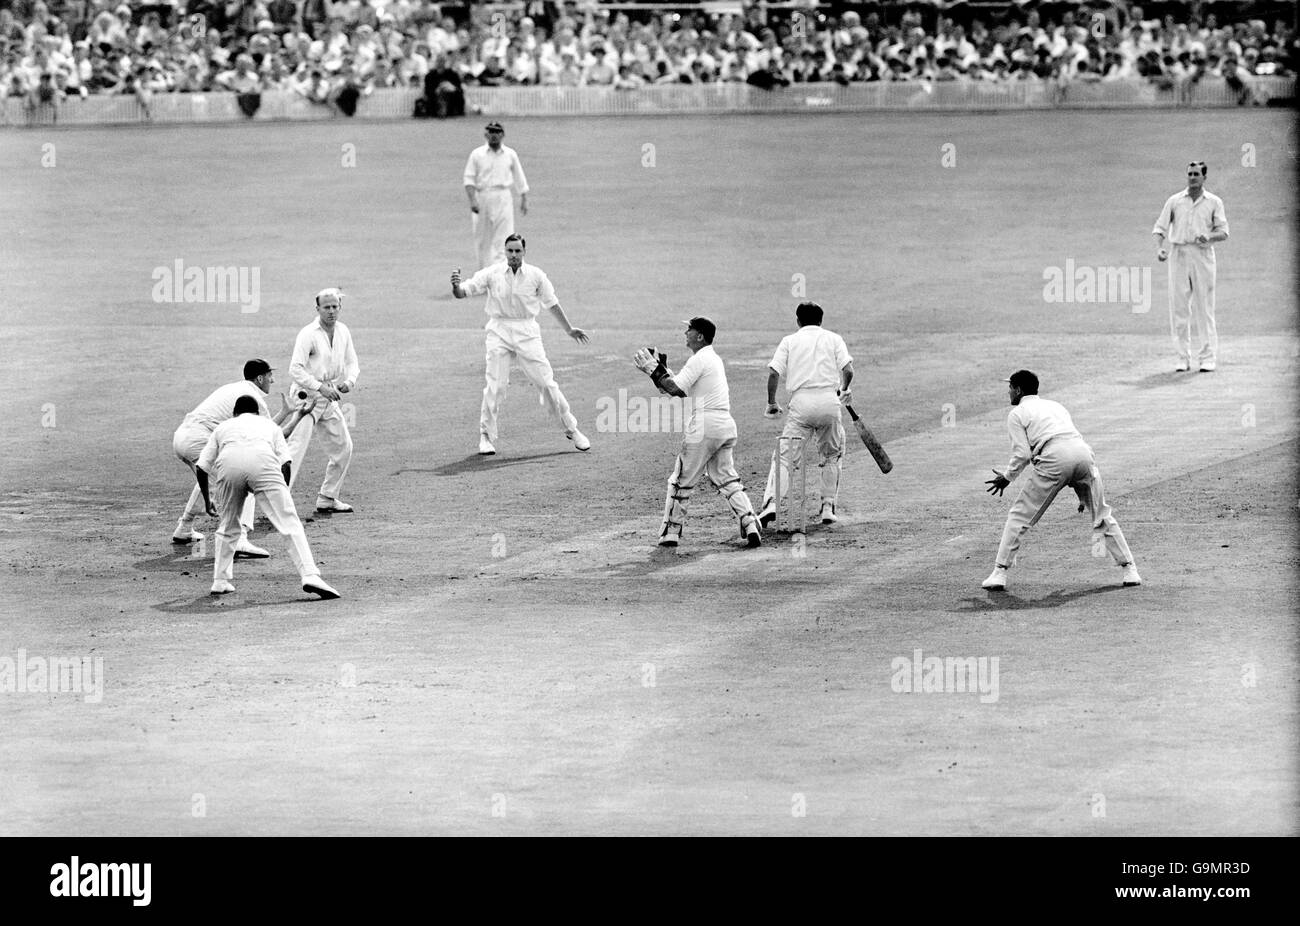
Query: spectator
582 44 615 85
746 56 789 90
216 52 262 115
418 53 463 118
266 0 296 35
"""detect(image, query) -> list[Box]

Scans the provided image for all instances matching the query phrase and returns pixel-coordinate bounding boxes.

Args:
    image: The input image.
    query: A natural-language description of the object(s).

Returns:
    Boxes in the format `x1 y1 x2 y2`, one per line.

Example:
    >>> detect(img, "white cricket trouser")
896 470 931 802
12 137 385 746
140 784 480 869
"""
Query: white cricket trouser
286 397 353 501
763 389 846 508
472 187 514 269
210 449 320 584
661 419 759 542
173 424 254 534
994 436 1134 570
1167 243 1218 365
480 318 578 441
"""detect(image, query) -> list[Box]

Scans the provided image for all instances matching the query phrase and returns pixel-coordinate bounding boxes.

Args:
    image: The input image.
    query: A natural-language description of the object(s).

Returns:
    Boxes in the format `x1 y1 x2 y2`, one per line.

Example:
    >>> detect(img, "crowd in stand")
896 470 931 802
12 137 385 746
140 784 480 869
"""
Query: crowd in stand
1 0 1295 117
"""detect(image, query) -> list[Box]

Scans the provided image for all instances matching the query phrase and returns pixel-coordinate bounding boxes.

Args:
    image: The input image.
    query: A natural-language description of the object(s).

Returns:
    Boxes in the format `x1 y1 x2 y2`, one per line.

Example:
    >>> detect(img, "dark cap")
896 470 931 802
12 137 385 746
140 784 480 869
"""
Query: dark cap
683 316 717 342
244 359 273 380
1007 370 1039 393
485 121 504 132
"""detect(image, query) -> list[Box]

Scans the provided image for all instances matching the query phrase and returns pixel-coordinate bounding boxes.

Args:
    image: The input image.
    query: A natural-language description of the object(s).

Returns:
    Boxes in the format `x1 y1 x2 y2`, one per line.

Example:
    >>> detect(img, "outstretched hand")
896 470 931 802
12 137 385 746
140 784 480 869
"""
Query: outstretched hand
985 469 1010 496
569 327 589 344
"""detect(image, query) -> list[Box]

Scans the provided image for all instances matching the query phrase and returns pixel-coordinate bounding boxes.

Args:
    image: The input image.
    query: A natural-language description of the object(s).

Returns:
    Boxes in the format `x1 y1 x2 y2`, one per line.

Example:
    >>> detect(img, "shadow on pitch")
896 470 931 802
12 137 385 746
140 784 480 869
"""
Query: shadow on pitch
1119 370 1199 390
951 584 1128 612
132 549 275 573
405 450 579 478
152 593 324 615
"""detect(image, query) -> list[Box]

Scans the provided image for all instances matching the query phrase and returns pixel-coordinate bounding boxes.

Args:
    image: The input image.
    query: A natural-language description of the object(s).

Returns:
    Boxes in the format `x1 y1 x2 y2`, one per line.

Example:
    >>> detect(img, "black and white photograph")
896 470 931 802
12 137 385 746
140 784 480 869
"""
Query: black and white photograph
1 0 1295 888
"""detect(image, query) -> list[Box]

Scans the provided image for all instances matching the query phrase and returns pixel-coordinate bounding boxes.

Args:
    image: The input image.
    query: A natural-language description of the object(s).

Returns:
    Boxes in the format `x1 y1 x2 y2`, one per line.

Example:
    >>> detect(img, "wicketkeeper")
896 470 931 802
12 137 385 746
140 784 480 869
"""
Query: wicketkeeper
633 317 762 549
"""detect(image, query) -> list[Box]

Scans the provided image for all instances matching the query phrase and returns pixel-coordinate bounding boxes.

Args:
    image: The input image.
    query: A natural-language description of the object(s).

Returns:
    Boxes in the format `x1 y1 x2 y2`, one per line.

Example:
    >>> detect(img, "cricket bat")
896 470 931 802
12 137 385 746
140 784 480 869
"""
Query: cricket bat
845 404 893 474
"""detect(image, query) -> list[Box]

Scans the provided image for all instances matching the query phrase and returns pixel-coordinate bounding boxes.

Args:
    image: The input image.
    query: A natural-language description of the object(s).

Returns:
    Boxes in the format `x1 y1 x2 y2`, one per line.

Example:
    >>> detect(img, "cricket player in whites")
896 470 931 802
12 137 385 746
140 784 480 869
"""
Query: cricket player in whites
196 395 340 599
288 288 360 513
760 302 853 526
1152 160 1229 372
463 120 529 269
982 370 1141 590
171 358 305 554
633 317 762 549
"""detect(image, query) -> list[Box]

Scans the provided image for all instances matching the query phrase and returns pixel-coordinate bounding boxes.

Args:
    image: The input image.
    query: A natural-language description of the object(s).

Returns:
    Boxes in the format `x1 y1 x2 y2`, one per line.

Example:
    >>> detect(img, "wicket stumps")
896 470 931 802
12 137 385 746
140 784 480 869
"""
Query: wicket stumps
773 435 808 533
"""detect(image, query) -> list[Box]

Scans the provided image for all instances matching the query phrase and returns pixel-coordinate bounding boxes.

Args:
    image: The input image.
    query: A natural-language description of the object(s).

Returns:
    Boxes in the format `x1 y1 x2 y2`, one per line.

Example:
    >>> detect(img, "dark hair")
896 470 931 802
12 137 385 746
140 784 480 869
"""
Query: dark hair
1188 160 1208 177
1009 370 1039 394
233 395 261 416
795 302 824 326
504 233 525 249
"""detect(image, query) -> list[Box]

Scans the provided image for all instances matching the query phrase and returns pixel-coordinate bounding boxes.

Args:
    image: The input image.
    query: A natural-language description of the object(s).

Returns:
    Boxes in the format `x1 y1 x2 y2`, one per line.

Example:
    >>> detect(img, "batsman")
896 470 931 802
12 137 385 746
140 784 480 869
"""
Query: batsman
632 317 762 549
760 302 855 526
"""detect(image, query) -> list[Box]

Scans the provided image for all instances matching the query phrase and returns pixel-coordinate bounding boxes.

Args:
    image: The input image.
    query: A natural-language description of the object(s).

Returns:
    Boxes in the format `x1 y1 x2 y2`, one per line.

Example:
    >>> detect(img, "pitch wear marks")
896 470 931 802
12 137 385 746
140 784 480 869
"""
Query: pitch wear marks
890 649 1000 703
151 259 260 313
0 650 103 703
50 857 150 906
1041 260 1152 313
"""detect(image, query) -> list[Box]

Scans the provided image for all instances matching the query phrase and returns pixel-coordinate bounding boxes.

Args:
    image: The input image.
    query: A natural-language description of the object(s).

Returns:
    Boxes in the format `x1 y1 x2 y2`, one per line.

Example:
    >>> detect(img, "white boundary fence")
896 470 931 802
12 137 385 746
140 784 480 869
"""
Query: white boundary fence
3 76 1293 127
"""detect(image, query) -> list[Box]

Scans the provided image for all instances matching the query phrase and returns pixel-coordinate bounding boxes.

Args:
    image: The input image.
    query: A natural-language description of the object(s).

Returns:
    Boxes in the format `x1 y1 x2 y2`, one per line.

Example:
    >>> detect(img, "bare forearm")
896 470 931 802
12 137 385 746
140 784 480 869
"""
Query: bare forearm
767 370 780 405
548 303 577 335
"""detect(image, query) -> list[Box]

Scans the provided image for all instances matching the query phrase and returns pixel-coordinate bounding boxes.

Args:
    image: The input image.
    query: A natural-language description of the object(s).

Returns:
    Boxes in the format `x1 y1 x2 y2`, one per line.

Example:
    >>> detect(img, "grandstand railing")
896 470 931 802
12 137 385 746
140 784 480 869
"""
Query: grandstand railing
3 76 1293 126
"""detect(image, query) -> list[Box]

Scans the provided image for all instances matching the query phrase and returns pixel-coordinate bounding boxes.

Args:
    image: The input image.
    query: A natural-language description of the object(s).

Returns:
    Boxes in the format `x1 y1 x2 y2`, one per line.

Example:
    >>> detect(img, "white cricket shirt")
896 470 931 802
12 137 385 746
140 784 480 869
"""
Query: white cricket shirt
461 262 558 322
462 143 530 192
197 413 292 476
181 380 270 432
1152 188 1229 245
769 325 853 393
674 344 735 440
1002 395 1085 482
290 318 360 394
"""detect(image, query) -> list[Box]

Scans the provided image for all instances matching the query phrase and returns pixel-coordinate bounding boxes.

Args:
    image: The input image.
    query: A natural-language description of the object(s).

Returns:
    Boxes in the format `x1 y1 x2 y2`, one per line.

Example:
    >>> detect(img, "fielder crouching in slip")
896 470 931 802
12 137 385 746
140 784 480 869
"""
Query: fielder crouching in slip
632 317 762 549
196 395 341 599
981 370 1141 591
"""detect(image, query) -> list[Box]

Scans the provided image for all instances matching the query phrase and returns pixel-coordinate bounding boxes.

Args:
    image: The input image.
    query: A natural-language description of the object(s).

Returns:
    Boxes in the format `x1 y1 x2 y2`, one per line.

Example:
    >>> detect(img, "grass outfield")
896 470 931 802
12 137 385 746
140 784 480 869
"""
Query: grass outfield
0 110 1296 836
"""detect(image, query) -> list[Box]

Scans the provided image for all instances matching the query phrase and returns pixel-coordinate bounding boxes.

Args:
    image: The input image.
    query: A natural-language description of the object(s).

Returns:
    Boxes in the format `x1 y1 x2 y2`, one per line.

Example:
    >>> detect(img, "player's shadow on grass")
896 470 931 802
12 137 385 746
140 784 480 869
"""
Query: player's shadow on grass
951 585 1127 612
1120 370 1196 390
133 549 277 573
152 594 317 615
410 451 578 477
133 550 216 573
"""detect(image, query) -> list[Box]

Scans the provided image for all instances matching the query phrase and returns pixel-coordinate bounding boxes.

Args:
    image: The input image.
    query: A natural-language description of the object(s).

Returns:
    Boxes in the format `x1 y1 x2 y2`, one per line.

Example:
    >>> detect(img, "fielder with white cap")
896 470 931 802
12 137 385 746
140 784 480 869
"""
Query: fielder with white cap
171 358 304 556
450 234 591 455
196 395 340 599
287 287 360 513
463 120 529 269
